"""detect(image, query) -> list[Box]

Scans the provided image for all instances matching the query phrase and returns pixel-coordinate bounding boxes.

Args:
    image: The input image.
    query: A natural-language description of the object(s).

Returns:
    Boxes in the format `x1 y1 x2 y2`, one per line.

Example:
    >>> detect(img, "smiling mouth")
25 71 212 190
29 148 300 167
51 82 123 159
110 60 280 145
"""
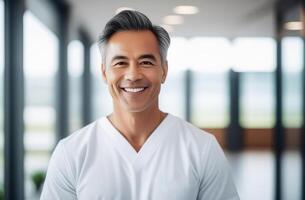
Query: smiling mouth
122 87 148 93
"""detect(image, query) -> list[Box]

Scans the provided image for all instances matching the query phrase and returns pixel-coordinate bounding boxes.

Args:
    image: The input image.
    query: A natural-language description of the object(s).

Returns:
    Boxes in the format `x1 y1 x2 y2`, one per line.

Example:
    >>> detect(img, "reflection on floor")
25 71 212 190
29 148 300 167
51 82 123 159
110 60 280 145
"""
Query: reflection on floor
226 150 302 200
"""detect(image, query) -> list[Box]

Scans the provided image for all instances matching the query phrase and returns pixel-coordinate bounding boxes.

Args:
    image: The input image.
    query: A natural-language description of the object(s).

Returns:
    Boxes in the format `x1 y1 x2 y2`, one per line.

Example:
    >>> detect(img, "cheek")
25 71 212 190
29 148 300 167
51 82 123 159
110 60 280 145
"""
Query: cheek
105 71 119 84
149 74 163 84
145 69 164 81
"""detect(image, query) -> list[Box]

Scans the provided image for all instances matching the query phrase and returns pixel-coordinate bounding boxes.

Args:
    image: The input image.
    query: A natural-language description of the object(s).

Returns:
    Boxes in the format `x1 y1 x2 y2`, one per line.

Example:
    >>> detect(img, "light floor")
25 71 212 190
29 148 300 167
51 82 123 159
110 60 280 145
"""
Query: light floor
226 150 302 200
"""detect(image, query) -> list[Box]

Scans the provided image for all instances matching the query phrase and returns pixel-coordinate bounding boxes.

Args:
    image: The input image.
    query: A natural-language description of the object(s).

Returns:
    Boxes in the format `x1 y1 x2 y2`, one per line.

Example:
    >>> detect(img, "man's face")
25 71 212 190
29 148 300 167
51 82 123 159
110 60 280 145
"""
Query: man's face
102 30 168 113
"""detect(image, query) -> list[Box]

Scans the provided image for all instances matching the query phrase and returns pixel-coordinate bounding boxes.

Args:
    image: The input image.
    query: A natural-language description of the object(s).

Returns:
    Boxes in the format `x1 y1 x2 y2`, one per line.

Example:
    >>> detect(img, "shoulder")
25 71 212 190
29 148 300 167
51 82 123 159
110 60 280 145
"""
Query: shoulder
50 118 108 182
41 119 105 199
169 114 215 150
60 118 104 150
57 118 108 167
175 117 224 165
168 116 239 199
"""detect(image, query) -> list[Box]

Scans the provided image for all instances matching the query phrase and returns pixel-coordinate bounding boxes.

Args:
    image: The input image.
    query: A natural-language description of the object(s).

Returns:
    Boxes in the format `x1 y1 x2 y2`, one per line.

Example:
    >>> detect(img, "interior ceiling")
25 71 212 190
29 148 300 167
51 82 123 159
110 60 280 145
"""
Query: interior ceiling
66 0 277 41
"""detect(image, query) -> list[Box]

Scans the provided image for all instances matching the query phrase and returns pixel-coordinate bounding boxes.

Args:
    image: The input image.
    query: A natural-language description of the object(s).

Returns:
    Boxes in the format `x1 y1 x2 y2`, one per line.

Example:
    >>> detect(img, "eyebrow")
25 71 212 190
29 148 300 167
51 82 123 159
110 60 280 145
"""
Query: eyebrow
111 55 128 63
138 54 157 61
110 54 157 63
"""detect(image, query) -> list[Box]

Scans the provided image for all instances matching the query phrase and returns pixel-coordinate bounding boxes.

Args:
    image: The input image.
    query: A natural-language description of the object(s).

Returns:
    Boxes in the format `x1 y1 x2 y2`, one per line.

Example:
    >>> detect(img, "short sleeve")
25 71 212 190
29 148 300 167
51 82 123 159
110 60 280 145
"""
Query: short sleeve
40 141 77 200
197 136 240 200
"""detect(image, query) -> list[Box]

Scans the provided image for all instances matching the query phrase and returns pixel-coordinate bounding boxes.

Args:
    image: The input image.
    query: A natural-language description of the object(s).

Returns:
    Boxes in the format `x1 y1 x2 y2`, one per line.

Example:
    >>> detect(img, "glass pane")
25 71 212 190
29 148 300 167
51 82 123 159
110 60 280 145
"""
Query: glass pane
24 11 58 198
235 38 276 128
91 44 112 119
239 72 275 128
191 71 229 128
68 40 84 133
0 0 4 195
282 37 303 127
281 37 303 200
188 37 231 127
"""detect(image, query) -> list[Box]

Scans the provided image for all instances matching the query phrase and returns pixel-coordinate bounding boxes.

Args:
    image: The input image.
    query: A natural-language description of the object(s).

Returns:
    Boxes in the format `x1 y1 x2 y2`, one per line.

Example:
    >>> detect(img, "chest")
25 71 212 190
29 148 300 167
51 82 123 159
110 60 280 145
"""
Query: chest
75 148 200 200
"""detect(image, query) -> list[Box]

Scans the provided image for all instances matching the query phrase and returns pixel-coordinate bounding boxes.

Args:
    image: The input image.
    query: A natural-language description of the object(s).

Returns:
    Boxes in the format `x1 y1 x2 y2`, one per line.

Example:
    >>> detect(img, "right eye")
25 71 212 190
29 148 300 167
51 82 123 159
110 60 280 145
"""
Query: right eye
114 61 127 66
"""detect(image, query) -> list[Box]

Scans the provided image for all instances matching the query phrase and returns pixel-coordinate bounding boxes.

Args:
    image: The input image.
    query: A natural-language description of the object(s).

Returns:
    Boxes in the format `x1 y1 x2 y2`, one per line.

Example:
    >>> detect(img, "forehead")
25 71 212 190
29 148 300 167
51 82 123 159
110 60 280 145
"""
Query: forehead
106 30 160 60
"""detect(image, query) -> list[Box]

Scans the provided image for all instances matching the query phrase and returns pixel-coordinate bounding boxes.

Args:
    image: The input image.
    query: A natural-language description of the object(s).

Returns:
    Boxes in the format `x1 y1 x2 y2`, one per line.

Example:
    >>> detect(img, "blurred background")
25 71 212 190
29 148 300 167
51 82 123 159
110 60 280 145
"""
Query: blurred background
1 0 305 199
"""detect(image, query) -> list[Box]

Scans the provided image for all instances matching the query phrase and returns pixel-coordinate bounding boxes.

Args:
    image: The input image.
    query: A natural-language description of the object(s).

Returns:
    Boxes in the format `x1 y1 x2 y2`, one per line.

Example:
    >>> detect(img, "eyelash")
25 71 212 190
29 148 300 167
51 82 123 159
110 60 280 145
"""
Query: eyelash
140 61 153 65
114 61 154 66
114 62 127 66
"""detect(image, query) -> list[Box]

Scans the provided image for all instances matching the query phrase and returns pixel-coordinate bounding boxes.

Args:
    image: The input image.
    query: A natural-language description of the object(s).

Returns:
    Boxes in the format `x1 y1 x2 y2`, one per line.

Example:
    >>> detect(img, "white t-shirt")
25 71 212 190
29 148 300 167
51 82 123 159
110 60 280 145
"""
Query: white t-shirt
41 114 239 200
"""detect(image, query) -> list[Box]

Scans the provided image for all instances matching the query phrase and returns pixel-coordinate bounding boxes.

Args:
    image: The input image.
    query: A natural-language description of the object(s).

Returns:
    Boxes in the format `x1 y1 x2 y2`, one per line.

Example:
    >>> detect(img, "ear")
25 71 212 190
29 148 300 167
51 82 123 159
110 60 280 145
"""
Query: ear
101 64 107 83
161 61 168 84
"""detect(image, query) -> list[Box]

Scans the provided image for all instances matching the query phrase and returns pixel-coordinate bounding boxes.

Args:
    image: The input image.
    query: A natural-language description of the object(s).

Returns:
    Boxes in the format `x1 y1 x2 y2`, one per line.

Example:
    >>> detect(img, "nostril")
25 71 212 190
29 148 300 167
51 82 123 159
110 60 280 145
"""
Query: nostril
125 73 143 81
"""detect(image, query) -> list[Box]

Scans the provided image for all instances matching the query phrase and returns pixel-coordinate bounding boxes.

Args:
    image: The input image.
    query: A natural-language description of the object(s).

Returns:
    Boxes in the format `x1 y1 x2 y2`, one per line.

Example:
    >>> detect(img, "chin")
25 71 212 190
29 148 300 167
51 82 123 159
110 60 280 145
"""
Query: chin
122 102 153 113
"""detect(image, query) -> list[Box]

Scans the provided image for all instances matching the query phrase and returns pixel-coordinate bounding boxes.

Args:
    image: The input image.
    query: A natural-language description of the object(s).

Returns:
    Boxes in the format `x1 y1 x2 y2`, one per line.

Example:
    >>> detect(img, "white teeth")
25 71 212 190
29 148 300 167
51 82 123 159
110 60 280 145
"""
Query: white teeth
124 88 145 93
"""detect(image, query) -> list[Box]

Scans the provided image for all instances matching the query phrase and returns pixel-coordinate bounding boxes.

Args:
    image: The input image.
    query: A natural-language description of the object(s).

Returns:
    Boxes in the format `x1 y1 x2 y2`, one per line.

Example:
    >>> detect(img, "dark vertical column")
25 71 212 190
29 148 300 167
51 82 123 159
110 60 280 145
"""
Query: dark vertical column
227 69 243 151
55 2 70 141
4 0 25 199
80 30 92 125
274 3 284 200
185 69 192 122
301 38 305 200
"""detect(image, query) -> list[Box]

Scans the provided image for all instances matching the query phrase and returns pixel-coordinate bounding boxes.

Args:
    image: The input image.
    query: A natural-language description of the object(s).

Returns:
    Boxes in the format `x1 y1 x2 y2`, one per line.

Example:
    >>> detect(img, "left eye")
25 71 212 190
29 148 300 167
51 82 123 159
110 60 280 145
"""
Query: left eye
141 61 153 65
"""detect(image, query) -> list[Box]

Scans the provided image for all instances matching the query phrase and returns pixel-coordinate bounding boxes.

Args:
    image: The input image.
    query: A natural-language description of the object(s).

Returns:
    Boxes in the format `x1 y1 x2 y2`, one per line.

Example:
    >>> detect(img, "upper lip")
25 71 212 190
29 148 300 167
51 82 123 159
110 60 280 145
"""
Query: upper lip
120 85 148 89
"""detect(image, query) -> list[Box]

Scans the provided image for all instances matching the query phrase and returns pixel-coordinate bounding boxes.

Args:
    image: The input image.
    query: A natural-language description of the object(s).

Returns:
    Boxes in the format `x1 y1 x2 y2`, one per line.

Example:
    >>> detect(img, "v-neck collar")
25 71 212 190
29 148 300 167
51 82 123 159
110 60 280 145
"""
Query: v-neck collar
99 114 176 169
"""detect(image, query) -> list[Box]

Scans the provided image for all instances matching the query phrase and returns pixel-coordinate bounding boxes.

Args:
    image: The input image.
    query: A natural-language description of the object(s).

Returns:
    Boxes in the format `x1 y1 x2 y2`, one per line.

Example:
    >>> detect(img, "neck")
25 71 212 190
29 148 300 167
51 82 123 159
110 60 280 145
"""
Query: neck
108 104 166 152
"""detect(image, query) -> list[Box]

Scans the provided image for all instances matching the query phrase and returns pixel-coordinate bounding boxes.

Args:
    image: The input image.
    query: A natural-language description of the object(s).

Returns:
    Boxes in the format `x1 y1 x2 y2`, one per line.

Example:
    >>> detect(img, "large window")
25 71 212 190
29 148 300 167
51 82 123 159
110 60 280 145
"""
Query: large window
0 0 4 194
189 37 231 127
234 37 276 128
232 38 276 199
68 40 84 133
91 44 113 119
24 11 58 198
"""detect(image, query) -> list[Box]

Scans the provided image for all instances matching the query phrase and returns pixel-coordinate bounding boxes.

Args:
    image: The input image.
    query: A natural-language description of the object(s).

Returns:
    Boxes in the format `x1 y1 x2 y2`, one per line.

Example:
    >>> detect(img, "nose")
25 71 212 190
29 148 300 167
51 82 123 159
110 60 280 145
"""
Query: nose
124 62 143 81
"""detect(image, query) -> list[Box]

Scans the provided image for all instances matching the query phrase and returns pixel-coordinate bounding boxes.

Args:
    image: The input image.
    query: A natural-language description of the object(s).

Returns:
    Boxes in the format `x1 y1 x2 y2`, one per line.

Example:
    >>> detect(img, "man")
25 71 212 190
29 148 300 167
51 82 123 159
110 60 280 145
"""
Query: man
41 10 239 200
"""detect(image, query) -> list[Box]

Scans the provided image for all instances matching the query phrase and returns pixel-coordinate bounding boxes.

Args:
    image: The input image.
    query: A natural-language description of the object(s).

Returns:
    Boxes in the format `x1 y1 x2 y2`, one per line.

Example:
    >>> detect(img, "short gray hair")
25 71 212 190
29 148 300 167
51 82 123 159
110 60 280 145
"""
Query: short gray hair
98 10 170 65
